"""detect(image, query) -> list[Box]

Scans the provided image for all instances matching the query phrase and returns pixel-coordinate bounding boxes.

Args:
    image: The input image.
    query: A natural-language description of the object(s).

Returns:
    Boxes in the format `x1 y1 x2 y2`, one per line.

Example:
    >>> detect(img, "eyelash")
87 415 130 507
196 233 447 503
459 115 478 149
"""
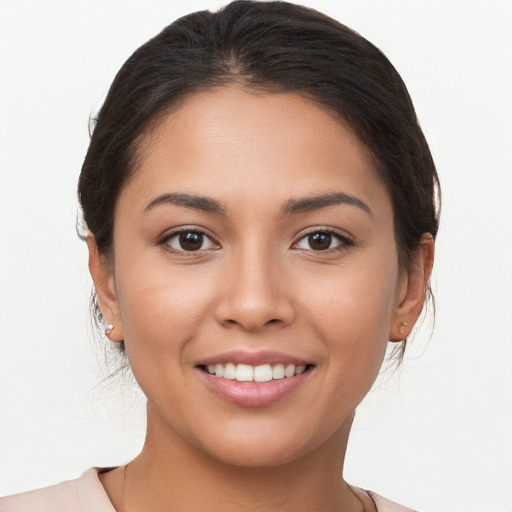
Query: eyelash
159 227 220 254
292 228 354 253
158 227 354 254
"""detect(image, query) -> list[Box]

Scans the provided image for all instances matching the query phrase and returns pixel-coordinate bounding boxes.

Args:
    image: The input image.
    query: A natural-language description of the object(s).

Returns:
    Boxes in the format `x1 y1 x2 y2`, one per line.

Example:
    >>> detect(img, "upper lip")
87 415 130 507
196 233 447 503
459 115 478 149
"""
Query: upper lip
197 350 312 367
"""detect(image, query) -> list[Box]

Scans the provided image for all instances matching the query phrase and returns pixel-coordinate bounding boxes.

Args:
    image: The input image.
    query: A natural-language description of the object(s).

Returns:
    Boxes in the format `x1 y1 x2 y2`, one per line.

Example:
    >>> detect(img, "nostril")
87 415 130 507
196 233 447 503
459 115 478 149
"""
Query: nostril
215 296 295 331
224 318 281 327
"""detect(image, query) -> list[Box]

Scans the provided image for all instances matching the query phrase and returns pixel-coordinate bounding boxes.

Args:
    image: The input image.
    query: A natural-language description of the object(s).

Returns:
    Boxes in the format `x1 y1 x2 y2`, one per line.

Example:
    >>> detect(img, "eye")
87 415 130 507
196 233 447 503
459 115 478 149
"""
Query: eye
294 230 352 251
162 229 219 252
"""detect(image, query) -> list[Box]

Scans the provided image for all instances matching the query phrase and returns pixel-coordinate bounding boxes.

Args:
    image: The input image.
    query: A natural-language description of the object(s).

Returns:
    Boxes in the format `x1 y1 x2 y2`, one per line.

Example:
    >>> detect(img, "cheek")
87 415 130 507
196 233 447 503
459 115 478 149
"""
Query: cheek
297 252 399 371
114 258 214 376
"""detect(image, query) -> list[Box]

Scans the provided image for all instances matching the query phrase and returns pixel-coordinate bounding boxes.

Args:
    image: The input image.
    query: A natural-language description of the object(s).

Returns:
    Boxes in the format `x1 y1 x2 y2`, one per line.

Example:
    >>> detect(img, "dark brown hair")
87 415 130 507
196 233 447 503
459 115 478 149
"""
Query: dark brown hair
78 0 440 359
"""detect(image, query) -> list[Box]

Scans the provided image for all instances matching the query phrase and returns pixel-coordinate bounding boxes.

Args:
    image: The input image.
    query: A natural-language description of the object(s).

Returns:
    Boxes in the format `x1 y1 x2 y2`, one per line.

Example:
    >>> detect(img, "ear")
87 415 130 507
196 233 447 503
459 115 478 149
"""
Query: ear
389 233 435 342
86 236 124 342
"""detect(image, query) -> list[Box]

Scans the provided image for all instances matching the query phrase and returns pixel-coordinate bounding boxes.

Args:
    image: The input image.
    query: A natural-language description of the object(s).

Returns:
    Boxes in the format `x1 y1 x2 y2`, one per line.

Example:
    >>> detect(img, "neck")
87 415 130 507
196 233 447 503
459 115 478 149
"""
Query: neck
119 405 364 512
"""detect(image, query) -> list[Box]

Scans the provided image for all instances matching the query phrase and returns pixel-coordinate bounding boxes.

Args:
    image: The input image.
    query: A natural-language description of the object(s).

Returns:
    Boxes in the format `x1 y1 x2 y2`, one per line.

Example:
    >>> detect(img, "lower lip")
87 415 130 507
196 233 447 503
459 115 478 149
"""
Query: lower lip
198 368 312 407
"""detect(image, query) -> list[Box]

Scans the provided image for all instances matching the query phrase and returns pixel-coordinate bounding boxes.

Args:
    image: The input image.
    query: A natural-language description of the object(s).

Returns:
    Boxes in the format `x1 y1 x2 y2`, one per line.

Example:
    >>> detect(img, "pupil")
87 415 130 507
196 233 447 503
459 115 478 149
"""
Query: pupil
309 232 331 250
180 232 203 251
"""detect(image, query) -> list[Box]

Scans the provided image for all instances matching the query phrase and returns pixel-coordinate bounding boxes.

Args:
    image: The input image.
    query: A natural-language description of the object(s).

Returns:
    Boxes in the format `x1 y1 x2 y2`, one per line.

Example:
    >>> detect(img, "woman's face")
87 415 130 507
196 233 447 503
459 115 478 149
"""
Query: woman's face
95 87 415 467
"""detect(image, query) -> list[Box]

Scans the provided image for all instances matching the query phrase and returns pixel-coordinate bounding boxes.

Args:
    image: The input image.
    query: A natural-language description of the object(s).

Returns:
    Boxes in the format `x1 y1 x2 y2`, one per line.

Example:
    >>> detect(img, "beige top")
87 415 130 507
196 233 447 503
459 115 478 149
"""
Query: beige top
0 468 417 512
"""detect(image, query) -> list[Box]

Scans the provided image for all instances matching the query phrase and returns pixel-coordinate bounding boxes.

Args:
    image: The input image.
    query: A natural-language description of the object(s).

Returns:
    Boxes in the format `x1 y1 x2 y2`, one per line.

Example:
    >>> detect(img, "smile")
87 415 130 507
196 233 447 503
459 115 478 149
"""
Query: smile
197 357 315 407
203 363 310 382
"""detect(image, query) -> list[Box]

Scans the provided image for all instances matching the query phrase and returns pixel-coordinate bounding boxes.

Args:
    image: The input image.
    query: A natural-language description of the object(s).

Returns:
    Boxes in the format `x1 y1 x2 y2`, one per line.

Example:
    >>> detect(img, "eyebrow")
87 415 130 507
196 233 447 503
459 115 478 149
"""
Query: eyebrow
143 190 372 218
144 193 226 215
281 191 373 217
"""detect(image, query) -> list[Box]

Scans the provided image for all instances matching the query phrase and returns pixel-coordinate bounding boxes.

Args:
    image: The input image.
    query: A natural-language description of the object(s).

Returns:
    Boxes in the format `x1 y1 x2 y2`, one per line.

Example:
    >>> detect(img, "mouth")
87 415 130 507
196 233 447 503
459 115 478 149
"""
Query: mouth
196 359 315 407
196 351 316 406
198 362 314 383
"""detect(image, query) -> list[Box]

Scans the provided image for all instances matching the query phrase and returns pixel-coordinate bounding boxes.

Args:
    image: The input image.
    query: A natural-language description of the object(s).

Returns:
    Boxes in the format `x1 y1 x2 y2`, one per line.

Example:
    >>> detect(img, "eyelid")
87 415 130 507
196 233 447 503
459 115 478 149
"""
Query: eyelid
291 226 354 251
158 225 221 253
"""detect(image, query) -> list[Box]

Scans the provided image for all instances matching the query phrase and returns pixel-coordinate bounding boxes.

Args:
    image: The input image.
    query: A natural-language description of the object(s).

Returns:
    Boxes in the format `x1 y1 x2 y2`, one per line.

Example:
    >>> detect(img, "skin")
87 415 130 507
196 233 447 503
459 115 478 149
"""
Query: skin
88 86 434 512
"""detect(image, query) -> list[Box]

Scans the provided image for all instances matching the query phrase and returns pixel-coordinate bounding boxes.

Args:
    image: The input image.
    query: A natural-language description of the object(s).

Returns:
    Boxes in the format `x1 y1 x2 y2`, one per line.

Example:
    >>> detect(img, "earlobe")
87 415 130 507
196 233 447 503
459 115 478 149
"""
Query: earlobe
86 236 124 342
389 233 435 342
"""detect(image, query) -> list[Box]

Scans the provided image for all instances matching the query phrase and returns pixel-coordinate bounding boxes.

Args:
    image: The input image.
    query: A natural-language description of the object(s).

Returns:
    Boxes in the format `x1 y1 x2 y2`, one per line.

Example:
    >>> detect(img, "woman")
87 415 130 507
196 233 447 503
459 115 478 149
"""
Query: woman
1 1 438 510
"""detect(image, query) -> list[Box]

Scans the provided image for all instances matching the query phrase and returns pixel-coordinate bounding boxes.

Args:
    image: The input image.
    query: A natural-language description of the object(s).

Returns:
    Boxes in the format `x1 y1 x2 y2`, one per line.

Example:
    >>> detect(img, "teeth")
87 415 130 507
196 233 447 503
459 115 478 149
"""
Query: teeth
224 362 236 380
205 362 309 381
214 363 224 378
284 364 295 378
254 364 273 382
272 363 285 379
295 365 306 375
235 364 253 382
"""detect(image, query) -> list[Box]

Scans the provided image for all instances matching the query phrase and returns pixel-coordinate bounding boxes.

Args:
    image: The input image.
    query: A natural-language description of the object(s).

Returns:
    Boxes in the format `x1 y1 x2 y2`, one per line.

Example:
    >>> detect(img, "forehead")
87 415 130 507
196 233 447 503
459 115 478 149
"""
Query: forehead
120 86 390 216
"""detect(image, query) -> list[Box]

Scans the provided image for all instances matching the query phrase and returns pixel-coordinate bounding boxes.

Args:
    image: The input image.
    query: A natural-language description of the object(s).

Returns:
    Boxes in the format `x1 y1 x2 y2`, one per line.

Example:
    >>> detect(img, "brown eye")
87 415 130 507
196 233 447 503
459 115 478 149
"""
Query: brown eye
307 232 332 251
164 230 218 252
179 232 203 251
294 230 351 252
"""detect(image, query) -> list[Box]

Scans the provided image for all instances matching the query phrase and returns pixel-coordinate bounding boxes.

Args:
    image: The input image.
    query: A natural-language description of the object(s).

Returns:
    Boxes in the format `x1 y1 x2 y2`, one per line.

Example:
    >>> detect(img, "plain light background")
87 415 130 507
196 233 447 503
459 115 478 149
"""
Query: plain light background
0 1 511 511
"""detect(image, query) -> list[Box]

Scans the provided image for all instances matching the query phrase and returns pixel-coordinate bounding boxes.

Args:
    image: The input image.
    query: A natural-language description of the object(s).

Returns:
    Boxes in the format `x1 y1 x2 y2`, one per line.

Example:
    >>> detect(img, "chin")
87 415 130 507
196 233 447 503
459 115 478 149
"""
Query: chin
187 415 342 470
203 437 310 469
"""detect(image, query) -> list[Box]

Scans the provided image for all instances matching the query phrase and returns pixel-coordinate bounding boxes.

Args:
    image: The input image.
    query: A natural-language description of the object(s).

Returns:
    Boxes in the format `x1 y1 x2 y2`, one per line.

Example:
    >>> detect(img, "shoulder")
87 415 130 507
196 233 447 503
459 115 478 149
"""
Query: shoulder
0 468 116 512
368 490 419 512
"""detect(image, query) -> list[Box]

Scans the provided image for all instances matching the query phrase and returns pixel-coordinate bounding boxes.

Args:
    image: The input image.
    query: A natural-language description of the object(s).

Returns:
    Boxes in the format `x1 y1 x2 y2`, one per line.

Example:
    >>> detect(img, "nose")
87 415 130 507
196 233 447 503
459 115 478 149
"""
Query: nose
214 245 295 332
